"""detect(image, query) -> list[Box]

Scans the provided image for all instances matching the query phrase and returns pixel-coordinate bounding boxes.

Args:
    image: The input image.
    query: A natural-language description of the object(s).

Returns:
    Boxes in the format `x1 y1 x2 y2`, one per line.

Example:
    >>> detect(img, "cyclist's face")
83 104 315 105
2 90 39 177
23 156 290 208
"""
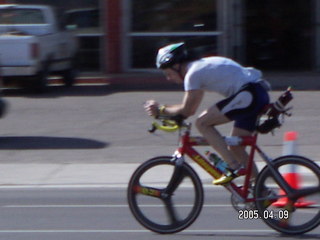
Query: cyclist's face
163 67 183 84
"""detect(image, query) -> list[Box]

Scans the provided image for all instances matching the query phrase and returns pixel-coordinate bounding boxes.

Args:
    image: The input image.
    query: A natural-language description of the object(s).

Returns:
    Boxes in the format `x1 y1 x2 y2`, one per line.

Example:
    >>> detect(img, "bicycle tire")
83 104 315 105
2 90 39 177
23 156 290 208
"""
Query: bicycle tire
127 156 204 234
255 155 320 235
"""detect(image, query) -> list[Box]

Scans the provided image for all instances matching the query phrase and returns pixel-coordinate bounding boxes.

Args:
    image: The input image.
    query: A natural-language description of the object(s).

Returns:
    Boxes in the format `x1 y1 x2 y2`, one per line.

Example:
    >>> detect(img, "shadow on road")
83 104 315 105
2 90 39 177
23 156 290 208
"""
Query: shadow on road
0 136 107 150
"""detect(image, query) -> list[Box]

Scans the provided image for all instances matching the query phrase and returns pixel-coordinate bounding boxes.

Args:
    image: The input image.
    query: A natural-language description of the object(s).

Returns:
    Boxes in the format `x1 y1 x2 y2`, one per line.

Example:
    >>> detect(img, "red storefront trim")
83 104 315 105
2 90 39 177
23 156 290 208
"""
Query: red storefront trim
105 0 122 73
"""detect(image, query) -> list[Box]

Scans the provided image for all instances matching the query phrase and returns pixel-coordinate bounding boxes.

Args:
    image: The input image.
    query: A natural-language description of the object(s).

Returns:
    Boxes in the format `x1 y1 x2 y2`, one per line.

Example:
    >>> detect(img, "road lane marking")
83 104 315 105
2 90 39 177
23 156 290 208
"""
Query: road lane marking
0 184 221 189
3 204 232 208
4 205 128 208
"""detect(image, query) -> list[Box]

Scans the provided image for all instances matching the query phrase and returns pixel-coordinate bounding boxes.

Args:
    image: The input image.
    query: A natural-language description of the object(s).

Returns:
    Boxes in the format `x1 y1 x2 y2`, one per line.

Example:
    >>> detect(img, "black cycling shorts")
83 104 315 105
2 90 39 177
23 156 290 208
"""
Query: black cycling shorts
216 82 270 132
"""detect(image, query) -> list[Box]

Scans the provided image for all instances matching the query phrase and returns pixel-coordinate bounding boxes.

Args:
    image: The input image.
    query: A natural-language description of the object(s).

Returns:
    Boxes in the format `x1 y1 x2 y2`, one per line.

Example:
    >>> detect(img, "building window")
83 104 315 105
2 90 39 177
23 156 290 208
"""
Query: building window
65 6 102 72
128 0 219 70
10 0 103 72
246 0 313 70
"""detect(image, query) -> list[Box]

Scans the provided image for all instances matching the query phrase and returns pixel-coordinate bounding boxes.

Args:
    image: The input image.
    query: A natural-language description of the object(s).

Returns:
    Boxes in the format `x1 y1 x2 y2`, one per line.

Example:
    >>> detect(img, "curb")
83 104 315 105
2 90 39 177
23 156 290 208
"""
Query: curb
50 71 320 90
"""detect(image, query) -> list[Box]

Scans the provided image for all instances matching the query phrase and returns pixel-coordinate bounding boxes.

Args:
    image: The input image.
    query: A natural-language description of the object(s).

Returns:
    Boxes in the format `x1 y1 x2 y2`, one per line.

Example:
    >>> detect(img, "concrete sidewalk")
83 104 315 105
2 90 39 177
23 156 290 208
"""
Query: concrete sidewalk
0 163 249 188
0 163 139 188
1 162 319 188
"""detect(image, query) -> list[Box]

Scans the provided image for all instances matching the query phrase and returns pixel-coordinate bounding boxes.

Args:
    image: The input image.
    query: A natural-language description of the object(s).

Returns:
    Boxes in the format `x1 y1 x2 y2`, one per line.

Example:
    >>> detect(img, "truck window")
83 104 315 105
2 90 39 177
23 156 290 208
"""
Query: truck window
0 9 45 24
65 8 99 29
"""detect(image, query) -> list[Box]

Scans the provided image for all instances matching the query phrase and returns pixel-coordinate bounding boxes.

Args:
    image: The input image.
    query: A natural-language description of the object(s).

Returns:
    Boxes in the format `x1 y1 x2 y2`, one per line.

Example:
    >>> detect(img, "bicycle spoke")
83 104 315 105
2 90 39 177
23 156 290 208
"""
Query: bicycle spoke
164 198 180 225
292 186 320 200
133 184 163 198
274 201 295 228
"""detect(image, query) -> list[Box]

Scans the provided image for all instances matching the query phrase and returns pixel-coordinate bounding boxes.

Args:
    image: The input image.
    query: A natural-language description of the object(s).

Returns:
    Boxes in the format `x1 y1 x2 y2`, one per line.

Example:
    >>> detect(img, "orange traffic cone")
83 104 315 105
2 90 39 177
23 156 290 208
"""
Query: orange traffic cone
273 131 315 208
272 172 315 207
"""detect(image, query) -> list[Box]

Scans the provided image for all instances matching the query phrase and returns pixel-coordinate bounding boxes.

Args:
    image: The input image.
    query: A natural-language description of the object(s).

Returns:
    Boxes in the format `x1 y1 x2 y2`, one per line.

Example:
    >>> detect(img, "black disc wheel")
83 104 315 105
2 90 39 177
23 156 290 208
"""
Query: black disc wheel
127 156 204 234
255 156 320 235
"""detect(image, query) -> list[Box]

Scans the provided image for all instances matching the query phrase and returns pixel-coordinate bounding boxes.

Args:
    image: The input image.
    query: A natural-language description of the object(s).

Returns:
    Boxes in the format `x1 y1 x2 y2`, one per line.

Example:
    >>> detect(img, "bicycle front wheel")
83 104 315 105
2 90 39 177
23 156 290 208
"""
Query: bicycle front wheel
127 156 204 234
255 155 320 235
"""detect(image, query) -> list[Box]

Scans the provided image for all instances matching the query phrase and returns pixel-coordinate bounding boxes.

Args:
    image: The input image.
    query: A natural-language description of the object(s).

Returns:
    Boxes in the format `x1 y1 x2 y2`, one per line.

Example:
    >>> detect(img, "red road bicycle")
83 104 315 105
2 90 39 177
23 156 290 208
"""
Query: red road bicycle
127 89 320 235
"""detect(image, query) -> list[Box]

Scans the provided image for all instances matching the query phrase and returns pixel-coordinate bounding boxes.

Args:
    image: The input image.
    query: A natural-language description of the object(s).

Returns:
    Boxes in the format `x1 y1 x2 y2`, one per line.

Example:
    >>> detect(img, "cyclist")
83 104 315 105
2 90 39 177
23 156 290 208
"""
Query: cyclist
144 42 270 185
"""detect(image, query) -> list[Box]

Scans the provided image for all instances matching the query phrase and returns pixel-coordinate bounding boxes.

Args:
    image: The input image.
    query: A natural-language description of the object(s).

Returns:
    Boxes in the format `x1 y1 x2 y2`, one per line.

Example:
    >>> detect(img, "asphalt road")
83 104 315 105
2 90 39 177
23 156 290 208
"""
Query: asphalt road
1 187 319 240
1 84 319 164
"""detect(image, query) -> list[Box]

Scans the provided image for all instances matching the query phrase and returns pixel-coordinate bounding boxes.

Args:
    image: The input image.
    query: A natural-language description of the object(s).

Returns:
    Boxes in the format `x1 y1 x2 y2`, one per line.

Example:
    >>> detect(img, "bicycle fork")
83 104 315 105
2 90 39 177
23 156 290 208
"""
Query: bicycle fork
167 153 186 195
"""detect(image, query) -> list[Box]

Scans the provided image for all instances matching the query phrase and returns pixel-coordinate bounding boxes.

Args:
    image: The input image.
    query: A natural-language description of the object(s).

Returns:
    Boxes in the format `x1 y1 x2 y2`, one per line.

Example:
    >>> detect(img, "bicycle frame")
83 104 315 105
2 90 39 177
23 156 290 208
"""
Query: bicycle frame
130 88 320 234
172 123 284 203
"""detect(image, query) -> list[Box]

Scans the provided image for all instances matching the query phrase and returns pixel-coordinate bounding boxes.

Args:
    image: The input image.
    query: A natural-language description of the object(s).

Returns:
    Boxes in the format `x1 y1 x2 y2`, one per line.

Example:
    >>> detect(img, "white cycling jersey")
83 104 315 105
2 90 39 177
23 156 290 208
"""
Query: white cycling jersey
184 57 263 97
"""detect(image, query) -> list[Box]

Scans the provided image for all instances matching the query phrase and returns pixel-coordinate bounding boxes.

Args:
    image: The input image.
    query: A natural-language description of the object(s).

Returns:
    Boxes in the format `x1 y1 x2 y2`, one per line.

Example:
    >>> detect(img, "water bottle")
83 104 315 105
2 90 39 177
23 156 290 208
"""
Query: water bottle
205 151 228 173
269 87 293 117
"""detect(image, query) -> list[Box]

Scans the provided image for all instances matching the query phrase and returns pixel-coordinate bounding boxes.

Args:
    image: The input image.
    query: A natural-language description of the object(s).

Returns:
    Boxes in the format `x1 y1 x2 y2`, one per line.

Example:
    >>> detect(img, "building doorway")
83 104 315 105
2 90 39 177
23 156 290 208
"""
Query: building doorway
245 0 314 70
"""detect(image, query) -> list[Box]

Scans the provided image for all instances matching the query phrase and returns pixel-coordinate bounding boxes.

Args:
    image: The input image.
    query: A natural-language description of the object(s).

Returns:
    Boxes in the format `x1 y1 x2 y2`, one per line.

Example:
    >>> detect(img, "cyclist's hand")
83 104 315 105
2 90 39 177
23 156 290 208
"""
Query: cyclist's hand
144 100 159 117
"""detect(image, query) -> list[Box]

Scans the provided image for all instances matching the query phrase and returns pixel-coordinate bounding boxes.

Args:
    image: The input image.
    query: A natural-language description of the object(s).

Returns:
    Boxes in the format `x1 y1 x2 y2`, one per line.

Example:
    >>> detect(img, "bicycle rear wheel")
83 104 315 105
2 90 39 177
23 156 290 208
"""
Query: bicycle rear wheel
127 156 204 234
255 155 320 235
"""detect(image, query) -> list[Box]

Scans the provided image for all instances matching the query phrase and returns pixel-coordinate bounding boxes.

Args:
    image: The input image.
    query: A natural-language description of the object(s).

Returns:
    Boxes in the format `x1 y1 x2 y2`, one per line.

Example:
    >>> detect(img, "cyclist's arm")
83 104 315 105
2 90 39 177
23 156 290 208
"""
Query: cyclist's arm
161 89 204 117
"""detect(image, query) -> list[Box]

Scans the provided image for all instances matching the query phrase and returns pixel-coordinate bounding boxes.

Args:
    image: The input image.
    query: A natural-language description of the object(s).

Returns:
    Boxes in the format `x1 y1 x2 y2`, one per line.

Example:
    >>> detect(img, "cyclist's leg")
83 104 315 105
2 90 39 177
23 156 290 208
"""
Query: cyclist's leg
197 87 258 171
195 105 241 170
227 83 269 180
211 87 262 184
229 126 258 179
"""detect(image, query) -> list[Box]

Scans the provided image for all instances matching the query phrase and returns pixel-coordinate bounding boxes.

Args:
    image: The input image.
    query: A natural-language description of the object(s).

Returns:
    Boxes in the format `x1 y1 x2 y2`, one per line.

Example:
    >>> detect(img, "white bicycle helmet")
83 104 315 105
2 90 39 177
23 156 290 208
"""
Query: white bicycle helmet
156 42 188 69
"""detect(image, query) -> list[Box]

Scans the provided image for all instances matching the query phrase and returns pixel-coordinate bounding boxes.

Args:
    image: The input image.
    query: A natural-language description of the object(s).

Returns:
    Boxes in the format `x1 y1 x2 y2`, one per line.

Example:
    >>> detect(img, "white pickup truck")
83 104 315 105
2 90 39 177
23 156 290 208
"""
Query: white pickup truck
0 4 78 91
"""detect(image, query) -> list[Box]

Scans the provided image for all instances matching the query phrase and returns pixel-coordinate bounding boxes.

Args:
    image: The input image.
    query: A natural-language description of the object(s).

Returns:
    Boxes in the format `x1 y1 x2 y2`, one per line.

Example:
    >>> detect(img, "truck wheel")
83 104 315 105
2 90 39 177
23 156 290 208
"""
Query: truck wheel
34 69 49 93
62 56 78 87
62 68 77 87
34 61 50 93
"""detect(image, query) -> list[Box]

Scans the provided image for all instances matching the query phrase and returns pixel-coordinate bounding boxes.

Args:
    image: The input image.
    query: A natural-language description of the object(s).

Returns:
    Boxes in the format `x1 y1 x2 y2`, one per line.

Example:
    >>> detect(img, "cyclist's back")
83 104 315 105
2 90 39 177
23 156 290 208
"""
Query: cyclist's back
185 56 263 97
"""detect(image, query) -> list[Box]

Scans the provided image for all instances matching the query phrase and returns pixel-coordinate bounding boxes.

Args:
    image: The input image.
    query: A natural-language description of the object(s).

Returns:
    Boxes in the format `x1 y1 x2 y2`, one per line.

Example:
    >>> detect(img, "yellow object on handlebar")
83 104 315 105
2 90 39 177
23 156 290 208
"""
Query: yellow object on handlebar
149 120 180 133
